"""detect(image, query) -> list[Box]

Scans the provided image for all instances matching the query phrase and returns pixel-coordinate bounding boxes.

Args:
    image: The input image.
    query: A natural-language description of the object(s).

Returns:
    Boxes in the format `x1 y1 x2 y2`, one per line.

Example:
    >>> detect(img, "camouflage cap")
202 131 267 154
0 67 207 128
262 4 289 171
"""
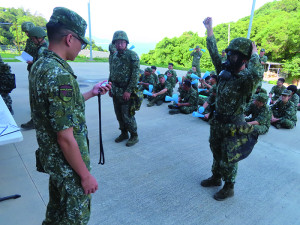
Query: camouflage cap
281 89 292 96
145 67 152 73
255 93 268 104
48 7 88 44
260 48 265 52
21 22 35 32
158 74 165 79
187 69 194 74
226 37 252 59
28 27 47 38
195 45 200 49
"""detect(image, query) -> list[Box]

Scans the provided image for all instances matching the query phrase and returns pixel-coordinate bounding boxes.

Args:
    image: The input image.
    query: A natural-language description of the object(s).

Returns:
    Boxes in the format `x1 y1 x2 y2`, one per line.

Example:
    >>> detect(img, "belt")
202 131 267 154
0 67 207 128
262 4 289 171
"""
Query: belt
214 112 245 125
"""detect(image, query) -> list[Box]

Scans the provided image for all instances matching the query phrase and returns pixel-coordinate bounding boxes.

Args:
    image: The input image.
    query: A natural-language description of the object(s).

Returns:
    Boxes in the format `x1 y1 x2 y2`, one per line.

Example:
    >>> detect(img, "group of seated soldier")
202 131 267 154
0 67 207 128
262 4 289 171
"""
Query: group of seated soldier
138 65 299 132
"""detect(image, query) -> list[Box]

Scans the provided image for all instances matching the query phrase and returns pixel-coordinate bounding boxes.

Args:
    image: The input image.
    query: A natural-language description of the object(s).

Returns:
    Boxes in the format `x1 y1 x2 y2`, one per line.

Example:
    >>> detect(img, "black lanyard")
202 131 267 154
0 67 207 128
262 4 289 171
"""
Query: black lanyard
98 93 105 165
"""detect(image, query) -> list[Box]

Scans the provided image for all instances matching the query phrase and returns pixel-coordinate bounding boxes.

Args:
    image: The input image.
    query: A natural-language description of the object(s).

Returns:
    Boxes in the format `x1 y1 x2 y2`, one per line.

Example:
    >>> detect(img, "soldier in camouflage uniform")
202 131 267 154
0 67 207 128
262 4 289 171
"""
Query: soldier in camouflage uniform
28 7 111 225
245 93 272 135
151 65 159 84
271 89 297 129
108 42 117 73
221 49 227 63
168 80 198 114
190 45 202 74
201 17 264 201
164 63 177 94
21 27 48 129
21 22 38 72
259 48 268 71
108 30 141 147
138 67 157 93
147 74 172 107
287 85 299 110
269 78 286 104
0 56 15 114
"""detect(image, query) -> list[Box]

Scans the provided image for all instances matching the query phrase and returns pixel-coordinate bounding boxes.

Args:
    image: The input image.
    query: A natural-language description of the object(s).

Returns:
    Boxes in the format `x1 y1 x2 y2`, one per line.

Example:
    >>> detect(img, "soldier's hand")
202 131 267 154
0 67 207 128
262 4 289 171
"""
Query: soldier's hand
81 174 98 195
93 81 111 96
203 17 212 30
251 42 258 55
123 92 131 101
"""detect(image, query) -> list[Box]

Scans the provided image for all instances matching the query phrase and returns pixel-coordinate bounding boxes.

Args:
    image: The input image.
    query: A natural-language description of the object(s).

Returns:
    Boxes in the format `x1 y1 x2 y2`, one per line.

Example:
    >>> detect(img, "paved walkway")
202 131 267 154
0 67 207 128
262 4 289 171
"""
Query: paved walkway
1 62 300 225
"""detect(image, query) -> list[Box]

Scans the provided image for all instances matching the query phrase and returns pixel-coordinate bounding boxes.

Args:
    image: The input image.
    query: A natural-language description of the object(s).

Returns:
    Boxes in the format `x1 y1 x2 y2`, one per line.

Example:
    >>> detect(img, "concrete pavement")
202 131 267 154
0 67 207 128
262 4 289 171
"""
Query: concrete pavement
0 62 300 225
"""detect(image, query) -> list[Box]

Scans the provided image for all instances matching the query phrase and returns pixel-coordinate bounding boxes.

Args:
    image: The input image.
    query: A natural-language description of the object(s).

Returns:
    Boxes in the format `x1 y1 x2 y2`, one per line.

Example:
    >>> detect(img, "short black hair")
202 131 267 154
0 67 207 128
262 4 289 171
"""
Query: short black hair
211 75 218 80
168 63 174 66
151 66 156 70
287 85 297 93
278 78 285 83
46 22 75 43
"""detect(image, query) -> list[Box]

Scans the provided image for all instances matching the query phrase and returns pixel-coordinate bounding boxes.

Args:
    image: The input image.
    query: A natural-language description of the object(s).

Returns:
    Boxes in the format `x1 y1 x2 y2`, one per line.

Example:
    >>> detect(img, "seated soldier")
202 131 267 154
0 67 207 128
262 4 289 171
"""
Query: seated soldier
151 65 159 84
198 84 217 121
138 67 157 97
198 75 211 96
245 93 272 135
168 80 198 115
287 85 299 110
269 78 286 104
164 63 177 93
198 74 217 106
271 89 297 129
147 74 172 107
182 69 198 90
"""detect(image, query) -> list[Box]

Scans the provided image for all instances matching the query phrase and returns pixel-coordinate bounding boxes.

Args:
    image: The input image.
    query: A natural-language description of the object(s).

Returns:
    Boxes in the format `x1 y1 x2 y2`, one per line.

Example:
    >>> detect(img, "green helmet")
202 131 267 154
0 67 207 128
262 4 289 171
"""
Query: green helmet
21 22 35 32
28 27 46 38
226 37 252 59
112 30 129 44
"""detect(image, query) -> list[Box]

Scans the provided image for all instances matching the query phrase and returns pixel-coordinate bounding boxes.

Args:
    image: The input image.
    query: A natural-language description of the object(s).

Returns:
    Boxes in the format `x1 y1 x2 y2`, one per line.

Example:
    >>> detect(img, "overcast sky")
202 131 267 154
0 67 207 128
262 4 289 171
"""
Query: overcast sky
2 0 274 43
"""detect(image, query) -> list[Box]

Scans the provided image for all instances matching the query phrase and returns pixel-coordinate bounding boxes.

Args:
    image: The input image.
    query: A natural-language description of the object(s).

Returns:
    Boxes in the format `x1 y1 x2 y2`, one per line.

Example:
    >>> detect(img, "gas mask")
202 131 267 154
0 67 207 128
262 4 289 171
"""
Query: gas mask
219 51 247 80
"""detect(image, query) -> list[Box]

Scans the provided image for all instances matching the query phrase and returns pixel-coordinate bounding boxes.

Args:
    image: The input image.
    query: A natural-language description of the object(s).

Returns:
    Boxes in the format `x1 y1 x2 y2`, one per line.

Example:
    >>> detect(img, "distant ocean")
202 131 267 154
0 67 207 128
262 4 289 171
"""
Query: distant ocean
94 37 157 57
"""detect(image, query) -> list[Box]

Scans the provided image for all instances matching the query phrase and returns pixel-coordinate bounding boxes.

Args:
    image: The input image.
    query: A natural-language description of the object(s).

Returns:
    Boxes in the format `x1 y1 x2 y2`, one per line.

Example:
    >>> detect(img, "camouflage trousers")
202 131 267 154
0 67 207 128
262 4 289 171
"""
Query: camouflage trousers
148 93 167 104
274 119 295 129
209 121 238 183
179 106 196 114
43 176 91 225
253 124 269 135
1 93 13 114
113 96 137 134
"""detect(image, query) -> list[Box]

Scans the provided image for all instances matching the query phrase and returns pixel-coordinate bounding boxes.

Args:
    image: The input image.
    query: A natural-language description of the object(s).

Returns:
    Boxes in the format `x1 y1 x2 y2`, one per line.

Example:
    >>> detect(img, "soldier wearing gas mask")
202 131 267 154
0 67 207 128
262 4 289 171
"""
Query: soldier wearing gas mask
200 17 264 201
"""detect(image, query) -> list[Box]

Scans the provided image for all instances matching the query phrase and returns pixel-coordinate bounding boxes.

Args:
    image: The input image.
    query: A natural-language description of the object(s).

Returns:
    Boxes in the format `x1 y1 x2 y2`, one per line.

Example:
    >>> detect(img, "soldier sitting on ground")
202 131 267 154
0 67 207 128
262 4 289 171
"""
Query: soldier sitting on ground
138 67 157 95
245 93 272 135
271 89 297 129
147 74 172 107
151 65 159 84
168 80 198 115
269 78 286 104
286 85 299 111
164 63 177 94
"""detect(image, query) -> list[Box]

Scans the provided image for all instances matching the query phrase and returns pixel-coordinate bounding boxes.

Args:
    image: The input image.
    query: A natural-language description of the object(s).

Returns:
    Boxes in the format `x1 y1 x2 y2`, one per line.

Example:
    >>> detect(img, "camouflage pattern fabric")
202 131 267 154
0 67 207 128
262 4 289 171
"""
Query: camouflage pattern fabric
109 48 140 133
269 85 286 102
221 55 227 63
138 73 157 91
148 81 172 104
151 72 159 84
164 69 177 89
206 35 263 182
34 42 48 63
271 99 297 129
108 43 117 74
178 87 198 114
245 103 272 135
260 55 268 63
24 38 38 71
29 49 91 224
190 51 202 74
289 93 299 110
1 93 13 114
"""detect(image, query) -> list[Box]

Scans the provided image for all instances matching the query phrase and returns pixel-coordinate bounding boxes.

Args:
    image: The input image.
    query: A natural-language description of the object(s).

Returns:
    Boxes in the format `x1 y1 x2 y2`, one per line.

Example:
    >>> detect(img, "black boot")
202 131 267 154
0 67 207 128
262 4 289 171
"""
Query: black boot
200 175 222 187
213 182 234 201
126 132 139 147
115 130 129 143
21 119 34 130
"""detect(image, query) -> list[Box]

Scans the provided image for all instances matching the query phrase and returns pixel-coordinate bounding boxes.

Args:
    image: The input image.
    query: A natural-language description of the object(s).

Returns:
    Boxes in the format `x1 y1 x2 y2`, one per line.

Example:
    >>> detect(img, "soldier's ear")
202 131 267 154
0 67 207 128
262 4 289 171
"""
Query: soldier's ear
64 33 72 47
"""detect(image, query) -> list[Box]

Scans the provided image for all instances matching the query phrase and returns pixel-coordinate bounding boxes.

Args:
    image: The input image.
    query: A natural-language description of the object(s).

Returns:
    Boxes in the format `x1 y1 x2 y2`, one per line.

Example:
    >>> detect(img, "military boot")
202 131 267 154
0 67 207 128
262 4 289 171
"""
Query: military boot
213 182 234 201
115 130 129 143
200 175 222 187
126 133 139 147
21 119 34 130
147 100 155 107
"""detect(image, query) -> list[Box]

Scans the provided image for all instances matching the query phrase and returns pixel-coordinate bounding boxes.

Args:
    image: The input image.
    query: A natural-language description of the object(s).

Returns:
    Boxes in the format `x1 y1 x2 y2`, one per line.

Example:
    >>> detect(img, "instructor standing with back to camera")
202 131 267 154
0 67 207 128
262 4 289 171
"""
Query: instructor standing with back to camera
200 17 264 201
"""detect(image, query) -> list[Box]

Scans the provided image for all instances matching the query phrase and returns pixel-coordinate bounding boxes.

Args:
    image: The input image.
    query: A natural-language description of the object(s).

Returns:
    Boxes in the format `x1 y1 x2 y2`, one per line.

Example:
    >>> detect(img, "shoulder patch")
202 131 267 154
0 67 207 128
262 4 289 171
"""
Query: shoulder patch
59 85 73 102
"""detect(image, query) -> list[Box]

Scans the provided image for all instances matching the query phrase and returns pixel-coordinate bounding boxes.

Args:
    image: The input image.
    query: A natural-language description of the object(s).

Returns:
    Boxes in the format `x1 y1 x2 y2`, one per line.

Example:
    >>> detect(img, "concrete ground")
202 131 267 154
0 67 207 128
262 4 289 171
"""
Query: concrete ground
1 62 300 225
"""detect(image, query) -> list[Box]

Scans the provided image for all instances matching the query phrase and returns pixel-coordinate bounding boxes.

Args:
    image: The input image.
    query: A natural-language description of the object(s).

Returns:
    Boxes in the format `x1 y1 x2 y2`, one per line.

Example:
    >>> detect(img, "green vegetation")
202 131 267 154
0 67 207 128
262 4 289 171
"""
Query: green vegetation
73 56 108 63
0 7 105 52
141 0 300 80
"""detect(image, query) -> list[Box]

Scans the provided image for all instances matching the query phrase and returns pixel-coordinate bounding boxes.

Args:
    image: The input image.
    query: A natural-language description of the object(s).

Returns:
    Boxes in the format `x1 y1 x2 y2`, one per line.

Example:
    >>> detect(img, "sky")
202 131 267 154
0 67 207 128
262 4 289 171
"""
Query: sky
2 0 275 44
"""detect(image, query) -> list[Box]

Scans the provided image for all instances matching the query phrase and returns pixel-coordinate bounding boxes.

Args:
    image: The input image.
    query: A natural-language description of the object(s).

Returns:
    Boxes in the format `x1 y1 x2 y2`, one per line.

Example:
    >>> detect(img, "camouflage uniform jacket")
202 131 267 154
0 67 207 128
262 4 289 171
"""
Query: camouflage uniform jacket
29 49 90 179
164 69 177 87
179 87 198 109
139 73 157 86
269 85 286 101
289 94 299 109
109 49 140 97
260 55 268 63
151 72 159 84
24 38 38 60
221 55 227 63
33 42 48 63
154 81 172 96
245 103 272 128
190 51 202 66
207 35 264 116
271 100 297 123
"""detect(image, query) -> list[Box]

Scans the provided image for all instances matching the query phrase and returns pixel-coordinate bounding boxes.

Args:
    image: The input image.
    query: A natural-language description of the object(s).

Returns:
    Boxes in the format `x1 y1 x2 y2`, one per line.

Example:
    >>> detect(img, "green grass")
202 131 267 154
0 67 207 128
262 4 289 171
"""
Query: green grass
0 52 19 58
73 56 108 62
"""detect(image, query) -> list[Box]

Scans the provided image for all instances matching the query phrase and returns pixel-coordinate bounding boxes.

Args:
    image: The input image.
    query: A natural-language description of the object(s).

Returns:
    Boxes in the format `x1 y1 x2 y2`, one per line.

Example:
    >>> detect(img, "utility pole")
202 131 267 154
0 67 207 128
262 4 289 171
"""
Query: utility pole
247 0 256 39
15 24 20 54
88 0 93 60
228 24 230 46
